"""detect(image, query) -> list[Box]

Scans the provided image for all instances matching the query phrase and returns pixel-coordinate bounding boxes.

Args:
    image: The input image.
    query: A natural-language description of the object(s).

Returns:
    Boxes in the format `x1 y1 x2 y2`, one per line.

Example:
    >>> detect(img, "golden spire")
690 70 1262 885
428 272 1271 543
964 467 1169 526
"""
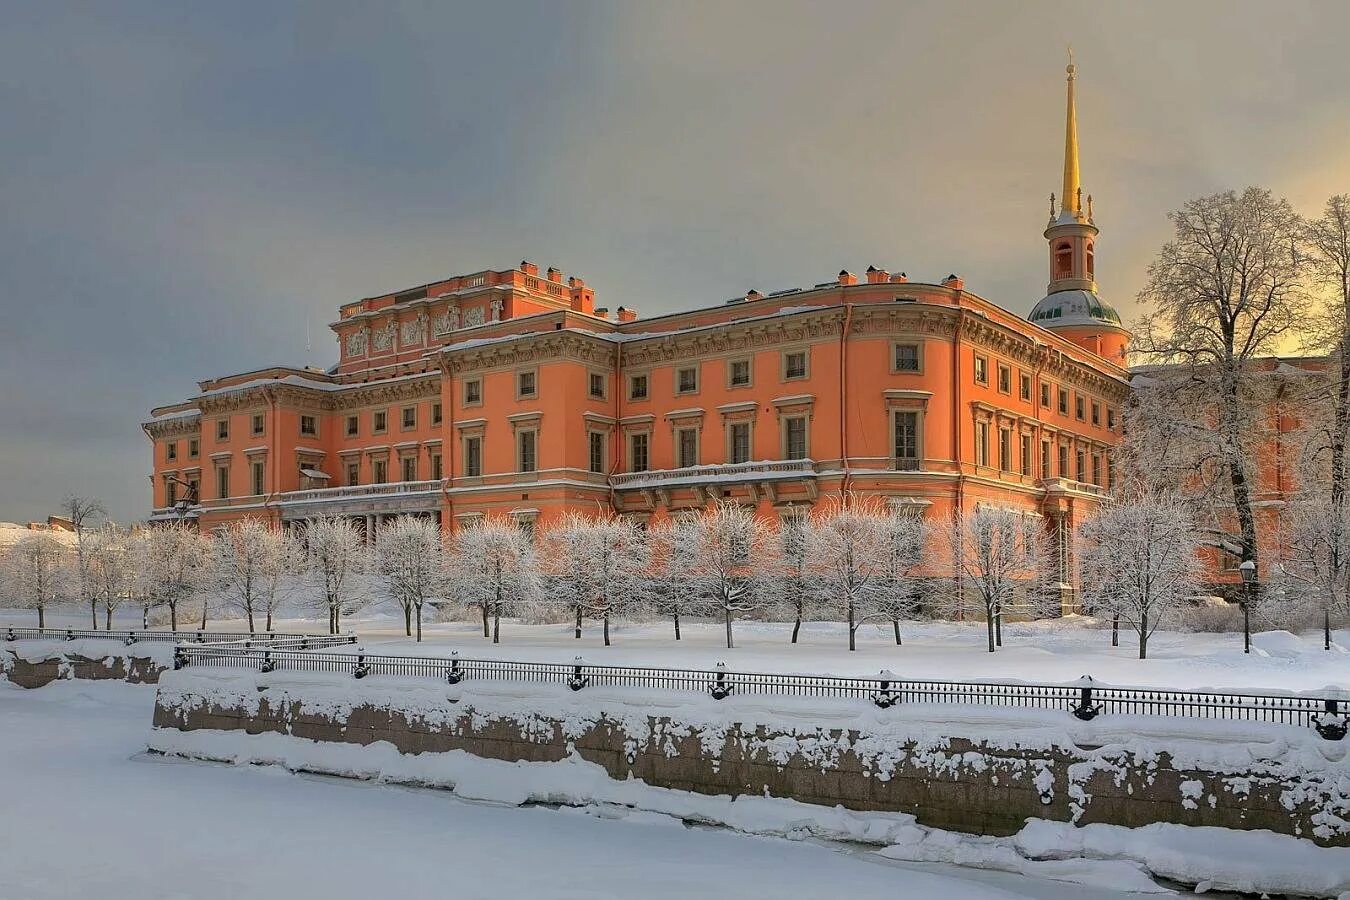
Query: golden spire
1062 47 1080 218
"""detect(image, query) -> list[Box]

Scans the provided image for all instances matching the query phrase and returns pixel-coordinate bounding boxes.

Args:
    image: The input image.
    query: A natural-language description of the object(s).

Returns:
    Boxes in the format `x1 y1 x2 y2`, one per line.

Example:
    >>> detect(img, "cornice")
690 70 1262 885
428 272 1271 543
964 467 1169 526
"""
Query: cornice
142 415 201 440
446 331 617 375
619 309 843 368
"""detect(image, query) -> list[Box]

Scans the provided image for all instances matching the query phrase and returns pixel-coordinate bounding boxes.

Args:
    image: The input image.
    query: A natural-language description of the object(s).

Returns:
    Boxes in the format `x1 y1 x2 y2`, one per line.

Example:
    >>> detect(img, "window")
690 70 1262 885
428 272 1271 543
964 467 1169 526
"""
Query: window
216 419 230 441
401 455 417 482
894 411 919 466
345 415 359 437
1107 408 1116 430
251 460 265 496
998 428 1011 471
1058 444 1069 477
1054 241 1072 280
974 355 988 385
517 430 537 473
1058 388 1069 415
676 427 698 468
165 442 178 462
1040 439 1051 479
676 366 698 394
1019 373 1032 402
464 437 482 477
588 432 606 474
373 410 388 434
463 379 482 406
401 406 417 430
517 370 537 399
997 364 1011 394
784 417 808 460
429 452 442 480
629 432 649 472
346 462 359 486
628 374 648 400
783 350 808 380
728 358 751 387
729 422 751 464
1075 395 1085 421
1020 433 1032 476
373 458 388 483
1091 402 1100 427
216 464 230 500
1076 449 1086 482
187 475 199 498
188 438 199 459
165 479 177 506
1091 454 1101 486
1041 383 1051 407
893 343 920 373
1106 454 1115 490
589 372 606 399
300 415 317 437
251 413 264 437
975 421 990 467
432 402 443 426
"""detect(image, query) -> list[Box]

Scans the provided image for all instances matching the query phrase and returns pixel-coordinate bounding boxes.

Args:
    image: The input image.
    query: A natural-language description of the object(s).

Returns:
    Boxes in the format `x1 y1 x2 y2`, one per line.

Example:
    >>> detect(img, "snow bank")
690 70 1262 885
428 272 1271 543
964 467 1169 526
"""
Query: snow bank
2 638 177 668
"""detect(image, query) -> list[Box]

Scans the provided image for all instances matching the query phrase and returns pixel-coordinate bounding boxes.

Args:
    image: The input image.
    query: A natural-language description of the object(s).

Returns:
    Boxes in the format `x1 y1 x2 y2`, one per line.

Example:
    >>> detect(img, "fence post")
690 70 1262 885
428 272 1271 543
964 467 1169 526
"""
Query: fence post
709 661 733 700
446 650 463 685
172 647 188 670
124 631 136 647
1313 697 1347 741
65 629 75 642
873 669 899 708
353 650 369 679
4 627 14 642
1071 675 1101 721
260 650 276 674
567 655 588 691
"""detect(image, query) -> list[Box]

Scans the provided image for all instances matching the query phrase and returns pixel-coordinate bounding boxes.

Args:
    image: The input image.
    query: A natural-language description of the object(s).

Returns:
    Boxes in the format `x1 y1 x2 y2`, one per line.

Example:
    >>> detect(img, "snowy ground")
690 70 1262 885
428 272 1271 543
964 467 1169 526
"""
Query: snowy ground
0 680 1148 900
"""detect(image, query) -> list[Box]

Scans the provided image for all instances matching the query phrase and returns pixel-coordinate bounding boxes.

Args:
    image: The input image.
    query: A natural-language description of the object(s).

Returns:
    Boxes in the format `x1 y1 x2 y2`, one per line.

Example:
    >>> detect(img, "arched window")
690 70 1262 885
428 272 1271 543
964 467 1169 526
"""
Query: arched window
1086 242 1095 278
1053 242 1073 280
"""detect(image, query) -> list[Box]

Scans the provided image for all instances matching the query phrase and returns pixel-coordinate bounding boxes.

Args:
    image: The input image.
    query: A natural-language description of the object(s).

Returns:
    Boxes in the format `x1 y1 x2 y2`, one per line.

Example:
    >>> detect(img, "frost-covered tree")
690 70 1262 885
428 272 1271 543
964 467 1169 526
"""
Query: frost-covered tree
213 520 290 634
646 520 696 640
61 495 105 629
778 509 815 644
1279 496 1350 650
373 516 446 642
136 522 209 632
450 518 539 644
86 524 133 631
304 517 366 634
1077 492 1203 660
540 512 651 645
538 514 595 640
687 500 774 649
933 506 1050 653
874 510 928 646
1 532 73 628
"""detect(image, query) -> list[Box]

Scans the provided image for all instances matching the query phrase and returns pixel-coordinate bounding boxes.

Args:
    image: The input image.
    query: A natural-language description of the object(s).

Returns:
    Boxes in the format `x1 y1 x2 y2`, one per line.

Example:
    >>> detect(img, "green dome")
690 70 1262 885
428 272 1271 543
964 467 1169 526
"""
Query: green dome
1028 289 1121 327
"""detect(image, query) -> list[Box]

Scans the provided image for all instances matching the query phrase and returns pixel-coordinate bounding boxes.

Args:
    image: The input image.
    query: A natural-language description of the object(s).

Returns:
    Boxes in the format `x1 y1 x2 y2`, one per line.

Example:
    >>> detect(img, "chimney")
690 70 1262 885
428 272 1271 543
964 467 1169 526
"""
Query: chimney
593 306 610 319
547 266 562 283
520 260 539 276
942 273 964 290
889 271 909 284
838 269 858 287
865 265 888 284
745 289 762 301
569 277 594 315
616 306 638 323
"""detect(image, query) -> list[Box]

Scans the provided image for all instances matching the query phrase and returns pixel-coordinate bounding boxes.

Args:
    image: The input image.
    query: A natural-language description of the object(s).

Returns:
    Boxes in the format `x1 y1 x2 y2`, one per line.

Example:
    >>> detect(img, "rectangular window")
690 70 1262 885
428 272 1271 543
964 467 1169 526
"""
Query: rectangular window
373 410 388 434
1041 383 1051 407
187 475 199 499
216 465 230 500
401 455 417 482
894 411 919 465
216 419 230 441
998 428 1011 471
1106 454 1115 490
629 432 649 472
431 452 443 480
431 402 443 426
676 366 698 394
1019 373 1032 402
251 413 264 437
373 459 388 483
1040 439 1051 479
589 372 606 399
976 421 990 467
165 479 177 506
677 427 698 468
251 460 265 496
463 379 482 406
401 406 417 430
1107 408 1116 430
784 417 808 460
517 370 537 399
1058 388 1069 415
1075 395 1085 420
783 350 808 380
300 415 317 437
165 442 178 462
517 430 537 473
1020 433 1032 476
729 422 751 464
974 355 988 385
728 358 751 387
1091 454 1101 486
893 343 920 372
188 438 199 459
1076 449 1086 482
1091 402 1100 427
464 437 482 477
588 432 605 474
997 364 1011 394
629 374 648 400
346 462 359 486
345 415 359 437
1058 444 1069 477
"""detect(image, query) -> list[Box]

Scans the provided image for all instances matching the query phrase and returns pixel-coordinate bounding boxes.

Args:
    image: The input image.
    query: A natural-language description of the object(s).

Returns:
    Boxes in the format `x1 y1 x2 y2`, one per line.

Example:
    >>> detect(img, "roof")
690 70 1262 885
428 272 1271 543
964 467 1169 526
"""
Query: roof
1028 289 1122 328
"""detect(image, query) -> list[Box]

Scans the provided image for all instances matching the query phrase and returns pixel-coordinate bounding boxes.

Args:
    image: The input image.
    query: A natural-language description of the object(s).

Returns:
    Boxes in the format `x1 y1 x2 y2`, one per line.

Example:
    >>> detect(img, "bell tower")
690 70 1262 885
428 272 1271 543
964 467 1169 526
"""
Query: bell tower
1044 52 1098 296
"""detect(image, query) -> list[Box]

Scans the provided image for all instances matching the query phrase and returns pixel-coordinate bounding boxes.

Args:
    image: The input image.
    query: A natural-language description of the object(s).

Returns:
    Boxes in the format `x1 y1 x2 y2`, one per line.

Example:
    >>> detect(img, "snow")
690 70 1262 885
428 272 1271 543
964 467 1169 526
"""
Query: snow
0 680 1139 900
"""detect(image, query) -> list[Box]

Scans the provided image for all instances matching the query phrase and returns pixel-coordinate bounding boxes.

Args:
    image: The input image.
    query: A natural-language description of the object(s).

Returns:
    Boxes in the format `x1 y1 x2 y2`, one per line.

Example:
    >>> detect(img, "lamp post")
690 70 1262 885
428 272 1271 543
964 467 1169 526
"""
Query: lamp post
1238 558 1257 655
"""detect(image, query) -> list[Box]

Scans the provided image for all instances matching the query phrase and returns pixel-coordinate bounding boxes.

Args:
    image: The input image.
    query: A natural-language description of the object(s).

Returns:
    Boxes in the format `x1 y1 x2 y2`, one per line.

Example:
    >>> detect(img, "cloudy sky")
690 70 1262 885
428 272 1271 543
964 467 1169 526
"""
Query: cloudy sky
2 0 1347 524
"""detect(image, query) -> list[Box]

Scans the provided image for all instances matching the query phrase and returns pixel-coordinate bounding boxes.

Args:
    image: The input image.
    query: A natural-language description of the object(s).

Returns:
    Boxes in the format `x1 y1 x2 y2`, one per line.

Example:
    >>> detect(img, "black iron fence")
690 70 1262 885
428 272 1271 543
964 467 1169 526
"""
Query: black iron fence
170 644 1349 741
3 626 357 650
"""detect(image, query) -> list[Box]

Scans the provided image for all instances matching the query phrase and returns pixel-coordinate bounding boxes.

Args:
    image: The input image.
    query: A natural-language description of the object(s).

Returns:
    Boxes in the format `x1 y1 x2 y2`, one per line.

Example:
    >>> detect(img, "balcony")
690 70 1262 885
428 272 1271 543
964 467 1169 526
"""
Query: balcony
1038 477 1109 498
610 459 816 493
277 480 445 520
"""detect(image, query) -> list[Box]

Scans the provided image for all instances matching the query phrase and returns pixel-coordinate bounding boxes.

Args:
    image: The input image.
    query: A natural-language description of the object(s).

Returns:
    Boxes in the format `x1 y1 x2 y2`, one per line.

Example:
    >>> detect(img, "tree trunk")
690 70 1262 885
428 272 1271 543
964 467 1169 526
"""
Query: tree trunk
995 612 1003 647
673 611 681 641
105 606 112 630
481 604 490 638
493 608 500 644
333 602 340 635
847 602 856 652
985 609 995 653
170 601 178 632
91 598 98 630
404 604 412 638
142 604 149 630
1112 615 1119 647
1138 610 1148 660
1326 608 1332 651
37 605 44 629
416 603 423 643
893 618 902 646
724 607 733 649
247 610 255 635
603 611 611 647
575 606 582 640
791 615 801 644
266 609 273 631
200 601 207 631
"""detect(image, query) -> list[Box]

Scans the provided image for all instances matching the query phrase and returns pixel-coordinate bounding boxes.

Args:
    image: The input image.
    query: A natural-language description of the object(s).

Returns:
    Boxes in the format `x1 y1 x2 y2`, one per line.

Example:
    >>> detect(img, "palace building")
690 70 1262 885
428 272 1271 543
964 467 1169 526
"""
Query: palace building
144 62 1130 588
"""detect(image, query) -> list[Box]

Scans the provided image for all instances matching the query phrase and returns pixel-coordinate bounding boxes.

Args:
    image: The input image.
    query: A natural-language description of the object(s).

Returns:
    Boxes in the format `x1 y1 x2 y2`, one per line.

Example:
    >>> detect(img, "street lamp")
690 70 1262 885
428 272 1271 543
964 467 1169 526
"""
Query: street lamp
1238 559 1257 655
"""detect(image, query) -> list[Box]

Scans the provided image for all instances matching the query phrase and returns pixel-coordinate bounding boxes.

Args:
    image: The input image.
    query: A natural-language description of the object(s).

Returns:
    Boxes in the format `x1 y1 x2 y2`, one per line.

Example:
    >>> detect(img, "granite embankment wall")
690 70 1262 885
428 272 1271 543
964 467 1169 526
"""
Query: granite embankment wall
2 645 168 687
149 671 1350 846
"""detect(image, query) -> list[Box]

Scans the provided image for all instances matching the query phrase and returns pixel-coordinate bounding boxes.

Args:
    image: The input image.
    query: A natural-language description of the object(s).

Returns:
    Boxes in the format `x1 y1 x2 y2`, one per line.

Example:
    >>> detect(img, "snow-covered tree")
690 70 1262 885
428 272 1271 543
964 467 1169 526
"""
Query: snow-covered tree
450 518 539 644
213 519 290 634
304 517 366 635
373 516 446 642
0 531 73 628
1279 496 1350 650
686 500 774 649
85 524 133 631
646 520 696 640
539 512 651 646
778 508 815 644
874 510 928 645
136 522 209 632
538 514 594 640
1077 492 1203 659
933 506 1050 653
61 495 105 629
